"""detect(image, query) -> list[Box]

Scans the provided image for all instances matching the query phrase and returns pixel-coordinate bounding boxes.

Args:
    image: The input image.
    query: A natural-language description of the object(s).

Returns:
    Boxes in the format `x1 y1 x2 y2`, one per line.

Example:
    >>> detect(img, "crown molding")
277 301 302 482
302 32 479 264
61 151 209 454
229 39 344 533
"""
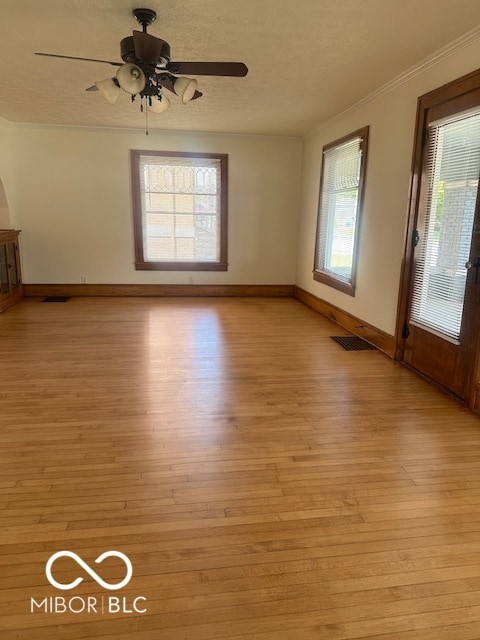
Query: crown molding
9 120 301 141
0 116 12 129
305 25 480 139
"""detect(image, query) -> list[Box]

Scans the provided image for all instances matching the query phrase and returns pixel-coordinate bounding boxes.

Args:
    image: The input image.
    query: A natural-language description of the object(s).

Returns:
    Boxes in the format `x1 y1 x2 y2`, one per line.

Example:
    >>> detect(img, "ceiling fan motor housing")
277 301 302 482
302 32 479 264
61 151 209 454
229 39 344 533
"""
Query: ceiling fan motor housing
120 36 171 66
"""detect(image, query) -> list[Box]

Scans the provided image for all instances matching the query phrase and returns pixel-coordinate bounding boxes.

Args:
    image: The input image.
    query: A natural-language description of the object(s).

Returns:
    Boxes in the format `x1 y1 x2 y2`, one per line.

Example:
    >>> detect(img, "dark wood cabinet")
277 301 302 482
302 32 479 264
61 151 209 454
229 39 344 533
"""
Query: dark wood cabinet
0 230 23 312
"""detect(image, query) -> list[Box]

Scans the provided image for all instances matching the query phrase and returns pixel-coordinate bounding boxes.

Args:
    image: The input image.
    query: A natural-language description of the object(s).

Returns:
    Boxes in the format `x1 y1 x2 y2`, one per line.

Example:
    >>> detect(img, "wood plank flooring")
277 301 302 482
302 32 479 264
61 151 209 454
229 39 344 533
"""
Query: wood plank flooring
1 296 480 639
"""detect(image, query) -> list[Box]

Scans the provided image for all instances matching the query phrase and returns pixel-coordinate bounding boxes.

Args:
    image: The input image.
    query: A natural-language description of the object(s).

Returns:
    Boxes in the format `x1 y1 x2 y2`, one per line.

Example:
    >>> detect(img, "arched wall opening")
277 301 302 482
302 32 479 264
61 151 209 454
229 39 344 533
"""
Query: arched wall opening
0 177 10 228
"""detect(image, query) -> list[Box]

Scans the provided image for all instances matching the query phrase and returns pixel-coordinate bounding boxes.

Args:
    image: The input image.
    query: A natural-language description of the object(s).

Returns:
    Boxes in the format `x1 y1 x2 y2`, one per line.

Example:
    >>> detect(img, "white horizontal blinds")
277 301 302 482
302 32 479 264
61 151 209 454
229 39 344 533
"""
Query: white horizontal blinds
410 108 480 340
139 155 221 262
316 136 362 281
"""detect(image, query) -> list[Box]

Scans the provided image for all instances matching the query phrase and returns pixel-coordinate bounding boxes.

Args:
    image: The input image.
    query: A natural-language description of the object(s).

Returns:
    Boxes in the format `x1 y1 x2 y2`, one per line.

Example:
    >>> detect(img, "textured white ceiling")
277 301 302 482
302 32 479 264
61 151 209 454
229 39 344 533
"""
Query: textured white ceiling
1 0 480 136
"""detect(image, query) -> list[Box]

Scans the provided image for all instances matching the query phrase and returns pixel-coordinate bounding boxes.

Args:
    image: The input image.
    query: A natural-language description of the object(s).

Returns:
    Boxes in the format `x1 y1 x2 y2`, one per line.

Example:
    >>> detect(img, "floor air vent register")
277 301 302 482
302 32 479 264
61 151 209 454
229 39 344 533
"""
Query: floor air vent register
330 336 377 351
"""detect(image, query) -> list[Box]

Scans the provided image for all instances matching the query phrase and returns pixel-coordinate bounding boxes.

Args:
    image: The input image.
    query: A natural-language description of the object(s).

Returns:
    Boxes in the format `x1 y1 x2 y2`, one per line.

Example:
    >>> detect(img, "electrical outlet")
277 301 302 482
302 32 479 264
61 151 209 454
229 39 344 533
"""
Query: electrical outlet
81 275 88 284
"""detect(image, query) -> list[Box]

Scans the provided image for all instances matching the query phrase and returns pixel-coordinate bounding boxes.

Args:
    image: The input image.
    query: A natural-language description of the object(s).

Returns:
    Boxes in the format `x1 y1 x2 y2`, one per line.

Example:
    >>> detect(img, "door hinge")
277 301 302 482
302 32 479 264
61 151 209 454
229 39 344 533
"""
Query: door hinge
412 229 420 247
402 323 410 339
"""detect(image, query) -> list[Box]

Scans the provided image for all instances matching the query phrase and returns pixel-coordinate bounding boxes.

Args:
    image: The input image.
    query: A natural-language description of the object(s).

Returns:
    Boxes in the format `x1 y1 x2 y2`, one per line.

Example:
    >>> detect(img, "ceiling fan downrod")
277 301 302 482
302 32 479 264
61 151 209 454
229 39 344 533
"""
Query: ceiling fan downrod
132 8 157 33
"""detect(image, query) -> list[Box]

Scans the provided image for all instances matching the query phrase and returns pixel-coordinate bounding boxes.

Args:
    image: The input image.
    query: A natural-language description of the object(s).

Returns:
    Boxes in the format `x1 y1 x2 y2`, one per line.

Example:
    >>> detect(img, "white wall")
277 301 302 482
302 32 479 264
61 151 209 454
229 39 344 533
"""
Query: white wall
7 33 480 314
296 35 480 335
11 126 302 285
0 117 13 228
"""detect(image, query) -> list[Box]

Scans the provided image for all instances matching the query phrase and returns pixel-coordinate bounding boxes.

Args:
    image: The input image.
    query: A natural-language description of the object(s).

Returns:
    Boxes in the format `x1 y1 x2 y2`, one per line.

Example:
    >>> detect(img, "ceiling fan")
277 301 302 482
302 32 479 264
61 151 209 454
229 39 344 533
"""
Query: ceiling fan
35 7 248 121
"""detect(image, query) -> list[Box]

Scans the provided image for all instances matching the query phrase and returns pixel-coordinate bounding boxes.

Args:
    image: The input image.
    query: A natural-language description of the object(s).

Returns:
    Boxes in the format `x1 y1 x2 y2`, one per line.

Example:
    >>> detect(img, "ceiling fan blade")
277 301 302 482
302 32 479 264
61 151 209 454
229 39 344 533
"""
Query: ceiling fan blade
159 75 203 100
159 75 176 94
132 30 164 64
35 52 122 66
166 61 248 77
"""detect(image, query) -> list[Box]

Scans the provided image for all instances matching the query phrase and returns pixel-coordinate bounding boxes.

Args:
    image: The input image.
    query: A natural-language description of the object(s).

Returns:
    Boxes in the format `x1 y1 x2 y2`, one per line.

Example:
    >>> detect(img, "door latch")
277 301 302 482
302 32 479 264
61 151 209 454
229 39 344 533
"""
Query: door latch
465 257 480 283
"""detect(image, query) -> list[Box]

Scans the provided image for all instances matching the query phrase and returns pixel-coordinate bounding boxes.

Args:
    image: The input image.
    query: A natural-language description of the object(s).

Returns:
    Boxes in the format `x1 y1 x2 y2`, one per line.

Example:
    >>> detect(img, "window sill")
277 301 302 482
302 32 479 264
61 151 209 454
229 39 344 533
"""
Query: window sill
135 261 228 272
313 270 355 296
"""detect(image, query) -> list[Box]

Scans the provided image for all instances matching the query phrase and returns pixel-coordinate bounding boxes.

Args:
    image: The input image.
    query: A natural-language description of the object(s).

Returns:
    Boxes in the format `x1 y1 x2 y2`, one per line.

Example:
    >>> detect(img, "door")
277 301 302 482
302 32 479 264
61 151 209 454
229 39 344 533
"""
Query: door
401 86 480 400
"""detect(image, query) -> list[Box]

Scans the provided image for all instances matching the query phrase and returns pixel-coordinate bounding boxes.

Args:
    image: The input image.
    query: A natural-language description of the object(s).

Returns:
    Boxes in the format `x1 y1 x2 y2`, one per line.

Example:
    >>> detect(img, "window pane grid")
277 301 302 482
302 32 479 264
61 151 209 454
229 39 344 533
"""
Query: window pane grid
139 158 221 263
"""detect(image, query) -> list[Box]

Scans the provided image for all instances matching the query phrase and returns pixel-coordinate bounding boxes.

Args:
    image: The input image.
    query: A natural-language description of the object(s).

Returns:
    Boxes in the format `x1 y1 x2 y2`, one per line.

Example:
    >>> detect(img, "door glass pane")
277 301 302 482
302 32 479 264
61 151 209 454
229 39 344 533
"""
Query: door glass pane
0 245 8 293
410 109 480 340
7 243 18 288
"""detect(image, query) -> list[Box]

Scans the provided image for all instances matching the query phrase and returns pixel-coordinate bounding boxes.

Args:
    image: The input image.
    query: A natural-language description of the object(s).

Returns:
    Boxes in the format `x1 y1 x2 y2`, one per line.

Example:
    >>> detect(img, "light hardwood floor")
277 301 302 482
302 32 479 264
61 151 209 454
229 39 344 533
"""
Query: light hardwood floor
2 296 480 639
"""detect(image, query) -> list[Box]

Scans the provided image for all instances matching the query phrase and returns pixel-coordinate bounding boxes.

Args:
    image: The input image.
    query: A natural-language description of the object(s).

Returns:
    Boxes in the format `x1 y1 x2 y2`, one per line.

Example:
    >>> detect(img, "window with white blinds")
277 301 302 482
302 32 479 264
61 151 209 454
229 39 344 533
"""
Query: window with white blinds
314 127 369 296
131 151 228 271
410 108 480 340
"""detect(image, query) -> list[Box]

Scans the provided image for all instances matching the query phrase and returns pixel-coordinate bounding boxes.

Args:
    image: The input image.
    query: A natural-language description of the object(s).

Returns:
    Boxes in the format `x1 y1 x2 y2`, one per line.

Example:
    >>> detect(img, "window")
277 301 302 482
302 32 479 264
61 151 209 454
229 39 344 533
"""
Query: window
313 127 369 295
131 150 228 271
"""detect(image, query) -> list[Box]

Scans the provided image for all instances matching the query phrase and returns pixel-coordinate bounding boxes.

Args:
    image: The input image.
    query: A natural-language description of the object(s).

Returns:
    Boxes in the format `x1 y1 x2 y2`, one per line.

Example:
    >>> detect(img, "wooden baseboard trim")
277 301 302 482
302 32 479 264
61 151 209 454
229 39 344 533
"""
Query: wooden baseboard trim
473 384 480 414
24 283 295 298
293 286 396 358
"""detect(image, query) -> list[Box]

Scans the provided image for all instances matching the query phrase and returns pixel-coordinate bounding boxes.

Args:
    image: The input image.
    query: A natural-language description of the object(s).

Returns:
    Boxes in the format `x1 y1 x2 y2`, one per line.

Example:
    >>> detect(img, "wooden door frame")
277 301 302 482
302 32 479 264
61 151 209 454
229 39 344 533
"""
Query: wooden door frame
395 67 480 409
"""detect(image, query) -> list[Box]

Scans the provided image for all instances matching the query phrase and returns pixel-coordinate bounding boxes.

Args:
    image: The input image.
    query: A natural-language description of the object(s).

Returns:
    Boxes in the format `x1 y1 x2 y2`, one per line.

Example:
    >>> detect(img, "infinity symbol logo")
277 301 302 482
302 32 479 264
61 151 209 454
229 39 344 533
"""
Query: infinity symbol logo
46 551 133 591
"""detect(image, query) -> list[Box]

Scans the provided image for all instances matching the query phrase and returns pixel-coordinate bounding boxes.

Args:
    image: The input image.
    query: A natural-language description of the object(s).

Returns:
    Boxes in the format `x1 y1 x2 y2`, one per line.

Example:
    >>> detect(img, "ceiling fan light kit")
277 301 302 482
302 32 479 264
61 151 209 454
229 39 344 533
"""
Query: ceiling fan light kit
173 76 198 104
34 6 248 132
147 94 170 114
94 77 121 104
116 63 146 95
